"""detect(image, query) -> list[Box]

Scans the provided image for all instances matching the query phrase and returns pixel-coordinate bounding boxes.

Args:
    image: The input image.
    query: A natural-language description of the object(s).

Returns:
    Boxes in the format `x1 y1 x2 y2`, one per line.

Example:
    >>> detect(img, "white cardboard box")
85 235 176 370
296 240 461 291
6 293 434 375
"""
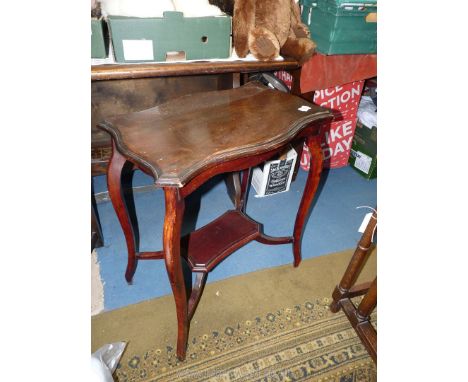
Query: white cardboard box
251 146 297 197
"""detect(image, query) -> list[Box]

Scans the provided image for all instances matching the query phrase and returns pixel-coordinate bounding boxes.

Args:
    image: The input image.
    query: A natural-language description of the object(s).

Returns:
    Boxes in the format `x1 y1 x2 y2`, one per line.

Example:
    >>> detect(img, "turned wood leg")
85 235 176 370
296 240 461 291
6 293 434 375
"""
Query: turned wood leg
292 135 324 267
107 141 138 284
330 210 377 313
356 277 377 321
163 187 189 361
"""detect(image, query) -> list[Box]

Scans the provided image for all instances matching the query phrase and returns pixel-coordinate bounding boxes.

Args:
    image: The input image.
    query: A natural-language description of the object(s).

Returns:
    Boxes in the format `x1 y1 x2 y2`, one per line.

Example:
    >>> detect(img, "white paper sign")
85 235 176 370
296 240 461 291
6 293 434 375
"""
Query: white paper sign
358 212 373 233
122 40 154 61
354 151 372 174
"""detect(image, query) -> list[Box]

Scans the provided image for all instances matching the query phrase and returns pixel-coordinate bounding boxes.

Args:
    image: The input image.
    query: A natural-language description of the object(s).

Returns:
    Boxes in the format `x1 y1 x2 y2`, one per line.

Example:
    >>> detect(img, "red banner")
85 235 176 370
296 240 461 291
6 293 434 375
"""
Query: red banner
301 80 364 170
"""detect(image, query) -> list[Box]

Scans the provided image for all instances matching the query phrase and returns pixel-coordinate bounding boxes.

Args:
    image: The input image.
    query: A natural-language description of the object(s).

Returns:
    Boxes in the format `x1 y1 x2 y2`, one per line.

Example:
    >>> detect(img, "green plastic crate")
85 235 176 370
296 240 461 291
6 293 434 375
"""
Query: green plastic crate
108 12 231 63
300 0 377 55
91 19 109 58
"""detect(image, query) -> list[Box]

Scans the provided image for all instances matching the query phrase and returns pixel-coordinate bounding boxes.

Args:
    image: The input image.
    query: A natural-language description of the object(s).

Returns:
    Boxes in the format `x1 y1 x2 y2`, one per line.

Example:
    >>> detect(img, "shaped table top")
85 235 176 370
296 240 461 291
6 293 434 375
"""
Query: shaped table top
98 82 332 187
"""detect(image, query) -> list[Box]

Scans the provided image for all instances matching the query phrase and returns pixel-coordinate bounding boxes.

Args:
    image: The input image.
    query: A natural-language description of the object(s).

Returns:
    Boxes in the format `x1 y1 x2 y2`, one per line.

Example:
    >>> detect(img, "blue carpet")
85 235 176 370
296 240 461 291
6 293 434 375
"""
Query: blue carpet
93 165 376 311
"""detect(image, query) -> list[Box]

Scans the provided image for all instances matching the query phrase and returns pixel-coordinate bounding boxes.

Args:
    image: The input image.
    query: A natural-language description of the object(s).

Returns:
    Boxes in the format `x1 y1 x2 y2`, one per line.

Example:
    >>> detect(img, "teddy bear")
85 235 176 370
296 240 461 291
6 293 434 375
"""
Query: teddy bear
210 0 316 63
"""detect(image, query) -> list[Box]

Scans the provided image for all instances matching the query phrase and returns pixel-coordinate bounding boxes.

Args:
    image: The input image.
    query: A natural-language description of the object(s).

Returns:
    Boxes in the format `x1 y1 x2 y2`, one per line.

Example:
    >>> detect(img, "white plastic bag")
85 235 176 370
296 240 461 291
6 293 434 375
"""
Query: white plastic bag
91 342 127 382
357 95 377 129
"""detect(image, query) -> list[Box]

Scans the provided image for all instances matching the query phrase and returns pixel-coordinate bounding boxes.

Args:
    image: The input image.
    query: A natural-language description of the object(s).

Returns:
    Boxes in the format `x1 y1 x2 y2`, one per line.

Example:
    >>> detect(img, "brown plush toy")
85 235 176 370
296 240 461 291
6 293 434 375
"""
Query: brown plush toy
232 0 316 63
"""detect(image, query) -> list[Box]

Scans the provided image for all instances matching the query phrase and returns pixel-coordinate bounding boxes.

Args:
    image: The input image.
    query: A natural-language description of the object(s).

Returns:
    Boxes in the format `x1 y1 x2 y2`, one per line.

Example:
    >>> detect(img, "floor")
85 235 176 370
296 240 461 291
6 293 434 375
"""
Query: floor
93 164 376 311
91 249 104 315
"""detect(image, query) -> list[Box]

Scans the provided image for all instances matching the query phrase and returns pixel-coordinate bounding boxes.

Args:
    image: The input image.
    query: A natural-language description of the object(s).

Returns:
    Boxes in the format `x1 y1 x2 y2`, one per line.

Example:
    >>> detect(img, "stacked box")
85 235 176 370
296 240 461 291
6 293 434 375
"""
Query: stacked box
349 121 377 179
300 0 377 55
91 19 109 58
108 12 231 62
300 80 364 170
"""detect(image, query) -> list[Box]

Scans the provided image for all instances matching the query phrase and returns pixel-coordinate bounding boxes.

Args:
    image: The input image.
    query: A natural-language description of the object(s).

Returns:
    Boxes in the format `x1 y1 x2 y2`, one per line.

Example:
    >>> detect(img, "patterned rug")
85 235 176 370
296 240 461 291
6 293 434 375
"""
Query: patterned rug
114 297 376 382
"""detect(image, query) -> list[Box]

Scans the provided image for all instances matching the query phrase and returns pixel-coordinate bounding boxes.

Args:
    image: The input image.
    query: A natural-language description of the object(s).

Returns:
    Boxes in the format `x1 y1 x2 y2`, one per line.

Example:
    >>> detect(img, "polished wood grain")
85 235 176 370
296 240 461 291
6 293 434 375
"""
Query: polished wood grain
106 142 138 284
293 135 323 267
330 209 377 363
185 210 258 272
238 168 251 212
163 187 188 361
225 172 242 208
100 83 332 360
98 82 330 187
91 75 232 150
187 272 207 321
91 59 299 81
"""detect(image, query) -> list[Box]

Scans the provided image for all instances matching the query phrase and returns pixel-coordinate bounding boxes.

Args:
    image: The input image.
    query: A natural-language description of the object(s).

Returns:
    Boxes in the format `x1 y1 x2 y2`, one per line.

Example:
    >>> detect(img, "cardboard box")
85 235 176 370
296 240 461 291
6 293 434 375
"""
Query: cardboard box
91 18 109 58
108 12 231 63
252 146 297 197
300 0 377 55
300 80 364 170
349 122 377 179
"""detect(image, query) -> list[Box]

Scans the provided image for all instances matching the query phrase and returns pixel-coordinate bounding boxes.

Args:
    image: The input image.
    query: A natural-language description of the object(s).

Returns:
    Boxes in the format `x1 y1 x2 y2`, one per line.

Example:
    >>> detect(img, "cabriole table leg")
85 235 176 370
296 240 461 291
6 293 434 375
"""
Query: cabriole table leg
106 142 138 284
293 136 324 267
163 187 189 361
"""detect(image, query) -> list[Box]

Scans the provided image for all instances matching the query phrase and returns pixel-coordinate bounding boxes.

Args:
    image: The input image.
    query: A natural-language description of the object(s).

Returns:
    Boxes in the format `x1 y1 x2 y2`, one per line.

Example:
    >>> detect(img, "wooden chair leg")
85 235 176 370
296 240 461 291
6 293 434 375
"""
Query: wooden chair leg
163 187 189 361
330 210 377 313
354 278 377 363
356 277 377 321
292 135 324 267
107 141 138 284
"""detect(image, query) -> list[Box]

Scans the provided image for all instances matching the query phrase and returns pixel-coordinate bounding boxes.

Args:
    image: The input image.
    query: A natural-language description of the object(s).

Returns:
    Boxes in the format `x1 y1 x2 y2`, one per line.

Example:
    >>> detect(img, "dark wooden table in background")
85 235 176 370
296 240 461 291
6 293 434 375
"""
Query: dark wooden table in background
92 59 301 175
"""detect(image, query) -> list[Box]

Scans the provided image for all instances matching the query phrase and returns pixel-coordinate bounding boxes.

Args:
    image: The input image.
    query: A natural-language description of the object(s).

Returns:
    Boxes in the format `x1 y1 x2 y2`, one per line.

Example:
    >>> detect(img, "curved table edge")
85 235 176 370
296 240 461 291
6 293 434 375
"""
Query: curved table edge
99 110 332 188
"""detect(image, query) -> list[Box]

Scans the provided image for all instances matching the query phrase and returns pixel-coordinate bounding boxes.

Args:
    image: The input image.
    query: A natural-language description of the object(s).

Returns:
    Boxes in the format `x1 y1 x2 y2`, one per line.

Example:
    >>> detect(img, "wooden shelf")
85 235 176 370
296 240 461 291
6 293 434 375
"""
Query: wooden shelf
91 59 299 81
184 210 260 272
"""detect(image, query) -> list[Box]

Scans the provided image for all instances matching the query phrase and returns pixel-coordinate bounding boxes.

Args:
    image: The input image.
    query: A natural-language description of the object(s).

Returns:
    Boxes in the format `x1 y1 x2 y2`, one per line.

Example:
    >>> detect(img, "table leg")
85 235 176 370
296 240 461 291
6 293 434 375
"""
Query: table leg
226 168 251 211
163 187 189 361
293 135 324 267
225 172 242 208
238 168 251 213
91 187 103 251
188 272 208 321
107 142 138 284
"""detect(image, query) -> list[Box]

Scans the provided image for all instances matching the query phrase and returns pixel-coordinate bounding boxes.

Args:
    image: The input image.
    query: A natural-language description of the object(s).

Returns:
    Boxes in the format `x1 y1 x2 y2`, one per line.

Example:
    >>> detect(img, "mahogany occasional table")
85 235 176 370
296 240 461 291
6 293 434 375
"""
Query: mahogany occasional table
98 82 333 360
